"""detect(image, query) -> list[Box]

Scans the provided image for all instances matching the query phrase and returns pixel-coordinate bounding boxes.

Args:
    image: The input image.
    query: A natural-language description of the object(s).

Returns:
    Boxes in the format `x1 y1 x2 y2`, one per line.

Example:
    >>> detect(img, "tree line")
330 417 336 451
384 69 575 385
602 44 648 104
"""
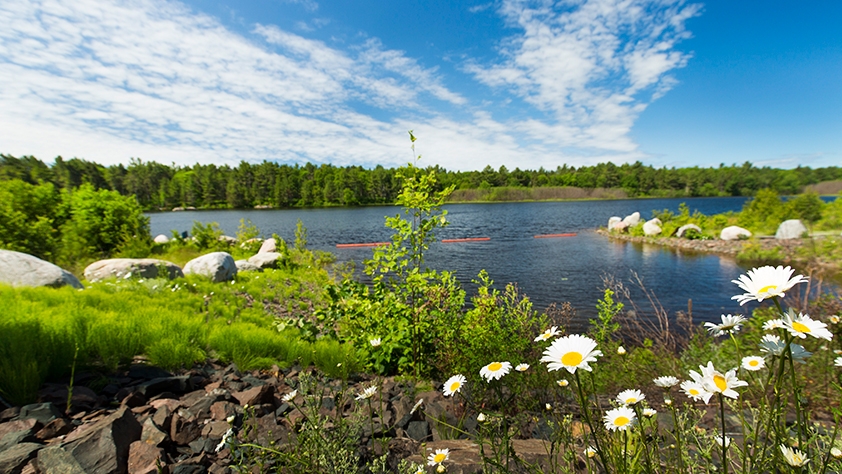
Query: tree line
2 153 841 210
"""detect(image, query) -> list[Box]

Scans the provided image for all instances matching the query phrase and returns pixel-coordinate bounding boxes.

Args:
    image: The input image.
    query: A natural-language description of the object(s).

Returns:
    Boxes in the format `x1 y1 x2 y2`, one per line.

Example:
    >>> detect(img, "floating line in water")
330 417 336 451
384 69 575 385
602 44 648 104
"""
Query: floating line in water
533 233 577 239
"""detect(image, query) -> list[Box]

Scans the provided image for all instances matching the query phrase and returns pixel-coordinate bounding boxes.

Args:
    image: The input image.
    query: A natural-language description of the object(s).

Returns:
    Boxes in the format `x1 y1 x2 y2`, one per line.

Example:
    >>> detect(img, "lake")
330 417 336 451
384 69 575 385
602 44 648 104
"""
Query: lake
149 197 774 327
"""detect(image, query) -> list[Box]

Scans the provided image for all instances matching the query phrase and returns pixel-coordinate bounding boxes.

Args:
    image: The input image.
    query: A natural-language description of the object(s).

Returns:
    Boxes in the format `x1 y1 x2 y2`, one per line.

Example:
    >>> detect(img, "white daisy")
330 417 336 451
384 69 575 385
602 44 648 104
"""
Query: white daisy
782 311 833 341
369 337 382 347
541 334 603 374
427 448 450 466
617 346 627 355
477 413 486 422
480 361 512 382
584 446 597 458
741 356 766 371
831 447 842 459
699 362 748 399
759 334 786 356
534 326 561 342
715 435 732 449
830 315 840 324
556 379 569 387
442 374 466 397
355 385 377 401
653 376 680 388
680 380 713 404
515 363 530 372
731 265 808 305
704 314 747 337
763 319 786 330
282 389 298 403
835 357 842 367
780 445 809 467
616 389 645 405
603 406 637 431
643 408 657 418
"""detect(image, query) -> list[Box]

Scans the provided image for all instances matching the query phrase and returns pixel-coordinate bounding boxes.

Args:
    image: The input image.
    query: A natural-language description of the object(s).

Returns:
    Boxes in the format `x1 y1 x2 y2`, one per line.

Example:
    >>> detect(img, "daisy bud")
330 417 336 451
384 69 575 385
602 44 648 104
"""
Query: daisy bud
617 346 627 355
437 465 446 473
545 403 552 411
477 413 486 422
831 447 842 459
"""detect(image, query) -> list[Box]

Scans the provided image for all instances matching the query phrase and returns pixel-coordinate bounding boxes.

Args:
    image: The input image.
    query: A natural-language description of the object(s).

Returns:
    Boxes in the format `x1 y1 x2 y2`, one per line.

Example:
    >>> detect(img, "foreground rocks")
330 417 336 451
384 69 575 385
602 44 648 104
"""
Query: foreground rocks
183 252 237 282
84 258 184 282
0 250 83 290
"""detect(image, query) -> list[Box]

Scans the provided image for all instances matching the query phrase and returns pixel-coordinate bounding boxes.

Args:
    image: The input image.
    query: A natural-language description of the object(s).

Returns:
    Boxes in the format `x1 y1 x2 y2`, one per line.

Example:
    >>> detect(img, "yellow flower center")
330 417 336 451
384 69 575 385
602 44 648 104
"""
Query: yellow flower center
713 374 728 392
434 453 446 463
626 398 637 404
758 284 778 295
561 351 583 366
449 382 461 392
488 362 503 372
749 360 759 367
689 388 699 395
791 321 811 333
614 416 630 427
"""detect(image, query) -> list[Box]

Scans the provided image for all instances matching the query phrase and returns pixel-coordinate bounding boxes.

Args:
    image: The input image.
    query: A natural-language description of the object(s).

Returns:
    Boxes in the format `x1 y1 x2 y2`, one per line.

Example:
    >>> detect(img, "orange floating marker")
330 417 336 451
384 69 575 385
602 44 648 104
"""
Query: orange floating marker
441 237 491 243
533 233 577 239
336 242 390 248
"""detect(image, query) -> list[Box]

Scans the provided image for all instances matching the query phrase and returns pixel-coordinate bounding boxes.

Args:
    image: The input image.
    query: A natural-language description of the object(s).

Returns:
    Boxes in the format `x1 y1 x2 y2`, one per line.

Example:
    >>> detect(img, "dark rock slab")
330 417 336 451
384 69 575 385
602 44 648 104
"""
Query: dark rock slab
34 418 73 441
0 443 42 474
137 376 193 398
0 429 37 454
0 419 41 440
16 403 61 425
231 384 274 407
36 446 87 474
127 440 165 474
61 406 142 474
170 412 201 445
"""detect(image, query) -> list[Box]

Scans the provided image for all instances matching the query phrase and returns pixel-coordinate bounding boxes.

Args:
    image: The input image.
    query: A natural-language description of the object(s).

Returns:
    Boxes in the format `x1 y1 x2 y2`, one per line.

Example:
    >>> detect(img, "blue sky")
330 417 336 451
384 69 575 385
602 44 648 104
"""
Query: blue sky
1 0 840 171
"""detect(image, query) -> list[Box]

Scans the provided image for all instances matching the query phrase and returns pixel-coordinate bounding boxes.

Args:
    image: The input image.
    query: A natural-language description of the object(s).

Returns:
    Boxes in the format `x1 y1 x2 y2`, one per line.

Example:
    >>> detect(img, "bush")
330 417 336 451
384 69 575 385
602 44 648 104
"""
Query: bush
0 179 64 261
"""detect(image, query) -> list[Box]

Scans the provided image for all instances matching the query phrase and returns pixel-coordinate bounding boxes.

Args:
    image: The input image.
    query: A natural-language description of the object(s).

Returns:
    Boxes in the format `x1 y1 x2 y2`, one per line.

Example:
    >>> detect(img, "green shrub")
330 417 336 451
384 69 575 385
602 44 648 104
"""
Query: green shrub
0 180 64 261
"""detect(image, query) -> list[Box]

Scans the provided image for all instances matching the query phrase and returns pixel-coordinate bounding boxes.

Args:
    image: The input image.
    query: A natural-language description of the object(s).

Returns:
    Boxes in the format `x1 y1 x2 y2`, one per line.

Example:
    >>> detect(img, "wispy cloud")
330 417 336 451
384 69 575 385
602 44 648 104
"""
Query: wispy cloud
0 0 698 171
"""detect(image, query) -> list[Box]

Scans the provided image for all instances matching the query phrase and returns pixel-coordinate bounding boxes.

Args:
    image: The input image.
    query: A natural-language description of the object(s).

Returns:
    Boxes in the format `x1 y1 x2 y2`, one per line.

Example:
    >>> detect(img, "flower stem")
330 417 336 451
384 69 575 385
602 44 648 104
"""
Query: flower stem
719 392 728 474
574 371 610 472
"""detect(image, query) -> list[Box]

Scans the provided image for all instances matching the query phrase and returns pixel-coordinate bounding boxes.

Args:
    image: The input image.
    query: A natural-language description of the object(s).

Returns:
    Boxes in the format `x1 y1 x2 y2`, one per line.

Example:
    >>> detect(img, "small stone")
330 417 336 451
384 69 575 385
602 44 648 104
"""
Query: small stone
406 421 430 441
36 446 87 474
127 440 164 474
34 418 73 441
232 385 273 407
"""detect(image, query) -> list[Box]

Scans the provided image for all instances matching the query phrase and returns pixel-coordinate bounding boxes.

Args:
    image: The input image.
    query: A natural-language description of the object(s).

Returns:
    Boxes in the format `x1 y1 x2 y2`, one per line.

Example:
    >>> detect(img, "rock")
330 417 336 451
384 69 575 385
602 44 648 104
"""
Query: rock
183 253 237 282
621 212 641 227
0 408 20 423
36 446 87 474
643 218 662 236
0 429 37 453
218 235 237 245
720 226 752 241
0 443 42 474
607 216 621 229
612 221 629 233
84 259 184 282
169 412 201 445
257 238 276 254
140 418 168 447
16 403 62 425
137 376 193 398
406 421 430 441
775 219 808 240
0 250 82 289
152 234 170 244
246 252 282 269
232 385 274 407
234 260 262 273
0 419 41 440
60 406 142 474
127 440 164 474
676 223 702 238
34 418 73 441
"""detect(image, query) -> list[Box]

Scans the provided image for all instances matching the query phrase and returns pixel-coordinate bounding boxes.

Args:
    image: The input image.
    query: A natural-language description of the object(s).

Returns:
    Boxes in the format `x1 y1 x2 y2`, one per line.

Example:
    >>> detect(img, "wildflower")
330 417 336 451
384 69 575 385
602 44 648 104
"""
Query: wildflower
758 334 813 362
782 311 833 341
763 319 786 330
584 446 597 458
780 445 809 467
545 403 552 410
603 406 636 431
477 413 486 422
480 362 512 382
653 376 680 388
715 435 732 449
831 447 842 459
835 357 842 367
226 415 235 424
643 408 657 418
427 448 450 466
616 389 645 405
356 385 377 401
830 315 840 324
282 390 298 403
835 349 842 355
436 465 445 474
741 356 766 371
369 337 382 347
731 265 808 305
541 334 602 374
699 362 748 399
664 398 673 406
617 346 627 355
515 363 529 372
704 314 746 337
442 374 466 396
411 399 424 414
215 428 234 452
680 380 712 403
556 379 569 387
534 326 560 342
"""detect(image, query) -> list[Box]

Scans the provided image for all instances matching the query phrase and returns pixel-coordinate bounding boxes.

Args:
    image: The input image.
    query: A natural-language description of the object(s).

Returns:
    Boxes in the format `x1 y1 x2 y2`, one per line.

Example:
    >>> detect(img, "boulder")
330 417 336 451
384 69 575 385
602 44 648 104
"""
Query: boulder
218 235 237 245
612 221 629 233
720 226 752 241
676 224 702 238
58 406 141 474
84 259 184 282
621 212 641 227
257 238 276 254
247 252 282 269
0 250 82 289
607 216 621 230
0 443 42 474
775 219 808 240
643 218 662 236
183 253 236 282
152 234 170 244
234 260 262 273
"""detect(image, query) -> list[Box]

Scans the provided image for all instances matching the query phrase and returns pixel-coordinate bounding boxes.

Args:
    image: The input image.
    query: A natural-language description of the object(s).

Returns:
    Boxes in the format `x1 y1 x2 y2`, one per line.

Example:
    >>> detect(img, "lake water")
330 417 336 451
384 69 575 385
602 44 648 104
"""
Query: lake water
149 197 773 326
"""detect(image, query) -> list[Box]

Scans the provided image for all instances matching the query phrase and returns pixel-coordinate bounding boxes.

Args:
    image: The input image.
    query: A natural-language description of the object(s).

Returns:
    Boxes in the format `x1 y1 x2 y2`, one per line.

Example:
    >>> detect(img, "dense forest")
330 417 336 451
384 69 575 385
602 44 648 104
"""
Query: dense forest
2 153 841 210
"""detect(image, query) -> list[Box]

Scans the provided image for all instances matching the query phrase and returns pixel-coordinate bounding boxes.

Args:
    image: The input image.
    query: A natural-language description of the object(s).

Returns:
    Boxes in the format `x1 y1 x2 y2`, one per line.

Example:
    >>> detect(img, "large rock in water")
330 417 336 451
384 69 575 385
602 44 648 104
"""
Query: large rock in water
247 252 282 269
84 258 184 282
676 223 702 238
183 252 237 282
622 212 641 227
258 238 277 254
607 216 622 230
0 250 83 289
775 219 808 240
643 218 662 236
720 226 752 241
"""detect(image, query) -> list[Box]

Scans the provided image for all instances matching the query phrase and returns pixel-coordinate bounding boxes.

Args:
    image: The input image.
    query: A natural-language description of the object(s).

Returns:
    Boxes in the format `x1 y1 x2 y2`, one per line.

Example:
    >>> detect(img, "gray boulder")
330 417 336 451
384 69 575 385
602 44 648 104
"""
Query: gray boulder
643 218 662 236
247 252 283 269
183 252 237 282
56 406 141 474
621 212 641 227
218 235 237 245
676 224 702 238
258 238 277 254
235 260 263 273
720 226 752 241
612 221 630 233
775 219 808 240
152 234 170 244
84 258 183 282
607 216 622 229
0 250 82 289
